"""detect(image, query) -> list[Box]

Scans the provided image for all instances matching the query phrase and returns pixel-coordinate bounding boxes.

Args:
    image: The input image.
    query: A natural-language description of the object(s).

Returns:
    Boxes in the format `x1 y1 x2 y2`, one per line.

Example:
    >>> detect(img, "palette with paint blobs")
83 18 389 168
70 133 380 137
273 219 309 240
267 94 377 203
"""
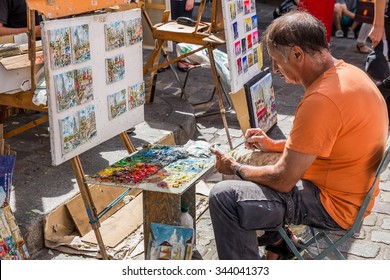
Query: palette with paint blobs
86 144 214 194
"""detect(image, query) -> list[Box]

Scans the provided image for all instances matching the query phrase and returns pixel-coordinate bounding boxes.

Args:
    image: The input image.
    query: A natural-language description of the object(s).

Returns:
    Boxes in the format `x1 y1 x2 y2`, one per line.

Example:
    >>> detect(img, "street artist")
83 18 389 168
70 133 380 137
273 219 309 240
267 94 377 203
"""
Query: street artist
209 10 388 260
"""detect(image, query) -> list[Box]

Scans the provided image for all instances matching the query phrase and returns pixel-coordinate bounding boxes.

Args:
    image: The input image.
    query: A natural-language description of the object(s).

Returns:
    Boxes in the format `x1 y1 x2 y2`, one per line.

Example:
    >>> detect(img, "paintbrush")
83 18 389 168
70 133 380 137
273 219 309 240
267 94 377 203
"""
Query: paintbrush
235 130 263 149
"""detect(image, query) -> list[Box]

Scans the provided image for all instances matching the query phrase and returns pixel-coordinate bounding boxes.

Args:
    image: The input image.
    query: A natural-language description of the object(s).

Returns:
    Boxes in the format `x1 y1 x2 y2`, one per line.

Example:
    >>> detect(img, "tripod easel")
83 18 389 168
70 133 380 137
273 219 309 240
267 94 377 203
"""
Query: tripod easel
143 0 233 149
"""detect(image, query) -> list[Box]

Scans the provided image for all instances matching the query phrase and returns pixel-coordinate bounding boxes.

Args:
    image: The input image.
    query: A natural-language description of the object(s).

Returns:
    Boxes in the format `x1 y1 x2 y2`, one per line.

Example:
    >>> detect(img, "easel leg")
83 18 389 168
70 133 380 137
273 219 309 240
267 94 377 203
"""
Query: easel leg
70 156 109 260
207 44 233 150
120 132 136 154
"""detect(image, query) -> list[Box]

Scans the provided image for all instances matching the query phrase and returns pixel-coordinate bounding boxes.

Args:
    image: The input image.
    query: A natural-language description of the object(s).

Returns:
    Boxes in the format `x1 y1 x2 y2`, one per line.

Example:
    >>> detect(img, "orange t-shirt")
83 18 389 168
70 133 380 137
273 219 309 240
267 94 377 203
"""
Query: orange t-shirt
286 60 388 229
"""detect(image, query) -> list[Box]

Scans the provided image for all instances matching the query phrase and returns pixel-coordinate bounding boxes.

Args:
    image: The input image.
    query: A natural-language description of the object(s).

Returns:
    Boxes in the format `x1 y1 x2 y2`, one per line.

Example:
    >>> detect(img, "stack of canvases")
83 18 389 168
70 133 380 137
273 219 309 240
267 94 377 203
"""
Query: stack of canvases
0 124 30 259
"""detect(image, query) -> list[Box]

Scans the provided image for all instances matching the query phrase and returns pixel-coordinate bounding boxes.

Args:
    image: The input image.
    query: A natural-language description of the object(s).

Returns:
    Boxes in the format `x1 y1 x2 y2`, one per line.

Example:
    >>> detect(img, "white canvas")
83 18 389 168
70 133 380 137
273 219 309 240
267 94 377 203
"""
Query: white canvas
42 9 145 166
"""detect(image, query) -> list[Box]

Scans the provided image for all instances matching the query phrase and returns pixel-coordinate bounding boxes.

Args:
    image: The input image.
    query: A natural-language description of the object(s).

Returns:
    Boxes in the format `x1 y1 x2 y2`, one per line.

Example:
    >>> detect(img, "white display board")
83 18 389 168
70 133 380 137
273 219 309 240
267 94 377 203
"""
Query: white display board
41 9 145 166
221 0 261 93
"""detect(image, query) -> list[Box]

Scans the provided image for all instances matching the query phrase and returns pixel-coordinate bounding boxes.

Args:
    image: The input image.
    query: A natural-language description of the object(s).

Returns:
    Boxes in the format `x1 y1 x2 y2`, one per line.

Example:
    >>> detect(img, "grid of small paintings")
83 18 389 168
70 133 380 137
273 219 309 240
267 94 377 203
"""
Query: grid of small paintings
222 0 262 93
43 9 145 165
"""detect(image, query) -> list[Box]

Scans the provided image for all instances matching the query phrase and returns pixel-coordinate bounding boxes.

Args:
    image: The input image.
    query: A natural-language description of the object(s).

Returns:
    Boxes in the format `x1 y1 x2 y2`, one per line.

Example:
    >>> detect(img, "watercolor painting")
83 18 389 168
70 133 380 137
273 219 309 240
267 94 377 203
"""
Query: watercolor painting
234 40 241 56
245 17 252 32
232 21 239 40
237 57 243 75
251 15 258 30
108 89 127 120
237 0 244 14
251 0 256 12
243 55 248 73
104 21 125 51
248 52 254 67
128 81 145 110
125 18 143 46
247 33 253 49
48 27 72 70
244 0 251 15
75 66 94 105
241 37 247 54
147 223 194 260
252 30 259 45
254 48 259 64
60 104 97 155
71 24 91 64
229 2 236 20
245 70 277 132
54 70 77 112
106 54 125 84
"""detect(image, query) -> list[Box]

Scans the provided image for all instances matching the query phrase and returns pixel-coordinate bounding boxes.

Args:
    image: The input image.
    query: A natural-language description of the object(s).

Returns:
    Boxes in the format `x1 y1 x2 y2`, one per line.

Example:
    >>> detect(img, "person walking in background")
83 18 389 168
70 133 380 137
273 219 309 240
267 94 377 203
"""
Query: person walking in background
208 10 387 260
0 0 41 37
170 0 194 20
369 0 390 122
356 23 373 53
333 0 358 38
170 0 195 72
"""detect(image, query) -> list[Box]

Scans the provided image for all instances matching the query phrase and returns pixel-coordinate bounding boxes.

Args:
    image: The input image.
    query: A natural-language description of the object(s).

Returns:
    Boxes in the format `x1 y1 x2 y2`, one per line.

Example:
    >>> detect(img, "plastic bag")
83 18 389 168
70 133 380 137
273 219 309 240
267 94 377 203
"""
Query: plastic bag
176 43 231 89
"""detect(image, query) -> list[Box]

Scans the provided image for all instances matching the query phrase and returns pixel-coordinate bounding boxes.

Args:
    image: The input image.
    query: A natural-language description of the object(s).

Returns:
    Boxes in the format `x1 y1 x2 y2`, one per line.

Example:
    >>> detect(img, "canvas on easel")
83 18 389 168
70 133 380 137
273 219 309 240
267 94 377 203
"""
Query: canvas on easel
41 9 145 165
221 0 261 93
244 68 277 132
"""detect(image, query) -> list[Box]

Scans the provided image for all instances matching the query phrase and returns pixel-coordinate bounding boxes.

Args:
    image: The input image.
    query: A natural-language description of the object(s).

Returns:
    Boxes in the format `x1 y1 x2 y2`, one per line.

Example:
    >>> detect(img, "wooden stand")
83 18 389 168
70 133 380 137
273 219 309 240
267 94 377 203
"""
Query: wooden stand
143 0 233 150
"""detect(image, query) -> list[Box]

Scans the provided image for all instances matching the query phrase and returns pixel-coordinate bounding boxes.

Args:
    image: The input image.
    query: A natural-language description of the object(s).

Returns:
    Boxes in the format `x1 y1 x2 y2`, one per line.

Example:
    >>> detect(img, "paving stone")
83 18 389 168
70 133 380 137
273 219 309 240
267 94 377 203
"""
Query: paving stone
340 241 380 258
381 218 390 230
363 213 377 226
384 248 390 260
371 230 390 245
380 181 390 191
373 201 390 215
381 192 390 203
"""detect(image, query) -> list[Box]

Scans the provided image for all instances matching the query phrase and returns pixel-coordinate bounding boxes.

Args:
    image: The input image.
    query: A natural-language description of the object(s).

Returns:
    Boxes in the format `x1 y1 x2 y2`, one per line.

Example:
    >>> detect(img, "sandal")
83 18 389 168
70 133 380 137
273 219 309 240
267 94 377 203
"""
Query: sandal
356 43 373 54
177 61 195 72
265 228 304 260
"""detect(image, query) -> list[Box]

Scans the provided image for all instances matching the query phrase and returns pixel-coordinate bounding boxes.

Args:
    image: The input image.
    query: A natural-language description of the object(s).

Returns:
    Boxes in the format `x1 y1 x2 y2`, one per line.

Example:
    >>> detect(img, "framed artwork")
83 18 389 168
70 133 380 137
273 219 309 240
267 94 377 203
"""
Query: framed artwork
48 27 71 70
105 54 125 84
42 9 144 165
104 21 125 51
128 81 145 110
147 223 194 260
108 89 127 120
244 68 277 132
71 24 91 64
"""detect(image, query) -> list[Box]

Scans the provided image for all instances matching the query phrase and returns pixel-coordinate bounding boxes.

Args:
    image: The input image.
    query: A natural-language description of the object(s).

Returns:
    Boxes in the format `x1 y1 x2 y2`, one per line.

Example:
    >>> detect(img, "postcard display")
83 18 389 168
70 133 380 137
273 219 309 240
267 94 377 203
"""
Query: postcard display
221 0 262 93
41 9 145 166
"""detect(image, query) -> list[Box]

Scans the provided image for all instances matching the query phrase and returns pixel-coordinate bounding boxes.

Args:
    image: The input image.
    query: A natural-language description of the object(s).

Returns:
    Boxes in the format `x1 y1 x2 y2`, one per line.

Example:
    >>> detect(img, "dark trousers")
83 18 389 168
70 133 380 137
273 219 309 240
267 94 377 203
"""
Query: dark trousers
208 179 341 260
170 0 193 20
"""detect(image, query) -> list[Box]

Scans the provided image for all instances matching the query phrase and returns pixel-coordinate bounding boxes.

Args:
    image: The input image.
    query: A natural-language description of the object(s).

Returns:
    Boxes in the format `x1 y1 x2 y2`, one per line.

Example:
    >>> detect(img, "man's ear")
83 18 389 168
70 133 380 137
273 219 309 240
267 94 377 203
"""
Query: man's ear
291 46 304 63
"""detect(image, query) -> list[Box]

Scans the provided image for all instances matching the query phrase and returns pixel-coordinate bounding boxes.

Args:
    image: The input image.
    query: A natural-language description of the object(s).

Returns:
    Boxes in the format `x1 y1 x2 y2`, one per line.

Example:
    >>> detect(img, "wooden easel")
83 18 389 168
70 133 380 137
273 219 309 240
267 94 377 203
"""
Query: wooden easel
25 0 142 260
143 0 234 150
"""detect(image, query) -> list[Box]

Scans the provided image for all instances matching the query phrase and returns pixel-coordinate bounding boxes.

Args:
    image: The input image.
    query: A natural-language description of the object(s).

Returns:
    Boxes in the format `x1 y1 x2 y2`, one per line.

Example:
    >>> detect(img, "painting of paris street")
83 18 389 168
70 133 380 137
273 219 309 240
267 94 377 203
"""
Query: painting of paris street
48 27 72 70
75 66 94 105
128 81 145 110
125 18 143 46
104 21 125 51
108 89 127 119
54 70 77 112
106 54 125 84
60 104 97 155
71 24 91 64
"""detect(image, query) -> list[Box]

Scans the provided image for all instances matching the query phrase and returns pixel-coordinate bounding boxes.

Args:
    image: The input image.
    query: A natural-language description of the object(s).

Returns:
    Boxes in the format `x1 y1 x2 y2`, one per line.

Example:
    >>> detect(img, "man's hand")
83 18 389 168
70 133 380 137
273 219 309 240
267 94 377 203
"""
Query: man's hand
209 145 236 175
186 0 195 11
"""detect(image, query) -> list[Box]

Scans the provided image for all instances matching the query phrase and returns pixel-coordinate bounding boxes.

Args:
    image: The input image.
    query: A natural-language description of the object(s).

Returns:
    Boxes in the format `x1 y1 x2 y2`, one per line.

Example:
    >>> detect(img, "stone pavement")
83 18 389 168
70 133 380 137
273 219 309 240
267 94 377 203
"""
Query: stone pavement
4 1 390 260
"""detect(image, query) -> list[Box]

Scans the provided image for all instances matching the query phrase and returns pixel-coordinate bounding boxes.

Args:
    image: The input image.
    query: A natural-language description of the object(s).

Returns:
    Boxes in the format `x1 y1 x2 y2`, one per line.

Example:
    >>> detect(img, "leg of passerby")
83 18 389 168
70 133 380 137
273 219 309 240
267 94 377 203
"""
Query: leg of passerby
356 23 373 53
333 2 345 37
